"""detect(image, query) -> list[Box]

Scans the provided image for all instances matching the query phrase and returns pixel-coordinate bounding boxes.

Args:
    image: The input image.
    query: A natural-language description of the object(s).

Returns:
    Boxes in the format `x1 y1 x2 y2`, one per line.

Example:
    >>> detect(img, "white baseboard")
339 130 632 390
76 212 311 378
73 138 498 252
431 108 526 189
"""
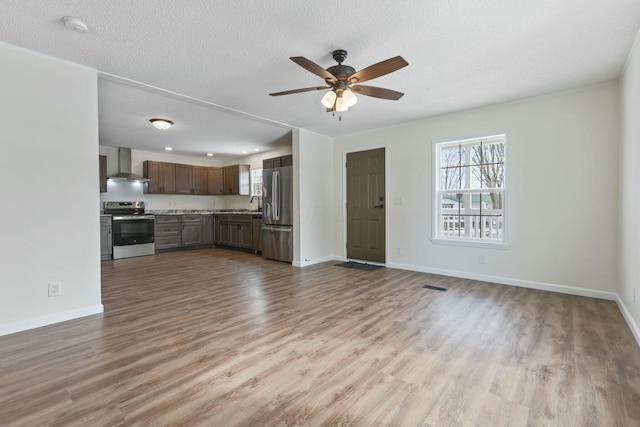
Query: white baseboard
294 255 339 267
616 296 640 347
386 261 618 301
0 304 104 337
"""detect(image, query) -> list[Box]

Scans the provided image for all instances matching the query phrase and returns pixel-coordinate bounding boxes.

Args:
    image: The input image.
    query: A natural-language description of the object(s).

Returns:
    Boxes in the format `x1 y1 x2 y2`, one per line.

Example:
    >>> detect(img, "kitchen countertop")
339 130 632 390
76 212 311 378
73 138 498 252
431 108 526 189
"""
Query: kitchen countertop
147 209 262 216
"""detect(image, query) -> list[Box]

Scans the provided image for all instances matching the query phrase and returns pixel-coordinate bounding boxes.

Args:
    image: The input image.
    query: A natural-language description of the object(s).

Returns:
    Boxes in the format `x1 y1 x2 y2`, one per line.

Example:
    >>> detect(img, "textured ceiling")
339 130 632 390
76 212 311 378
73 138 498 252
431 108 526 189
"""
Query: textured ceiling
1 1 639 160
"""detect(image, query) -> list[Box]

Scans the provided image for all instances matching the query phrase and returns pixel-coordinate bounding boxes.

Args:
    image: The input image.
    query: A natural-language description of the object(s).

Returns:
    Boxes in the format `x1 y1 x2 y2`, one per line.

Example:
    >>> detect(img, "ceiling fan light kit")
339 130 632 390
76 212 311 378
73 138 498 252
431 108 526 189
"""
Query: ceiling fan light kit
321 90 337 108
270 49 407 117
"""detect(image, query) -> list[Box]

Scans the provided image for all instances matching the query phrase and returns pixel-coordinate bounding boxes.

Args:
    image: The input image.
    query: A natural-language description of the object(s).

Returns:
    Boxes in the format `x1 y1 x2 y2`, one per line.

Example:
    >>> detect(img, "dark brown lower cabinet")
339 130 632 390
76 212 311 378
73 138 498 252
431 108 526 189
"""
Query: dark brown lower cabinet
100 216 112 260
154 215 182 249
213 214 256 250
202 214 213 244
181 215 203 246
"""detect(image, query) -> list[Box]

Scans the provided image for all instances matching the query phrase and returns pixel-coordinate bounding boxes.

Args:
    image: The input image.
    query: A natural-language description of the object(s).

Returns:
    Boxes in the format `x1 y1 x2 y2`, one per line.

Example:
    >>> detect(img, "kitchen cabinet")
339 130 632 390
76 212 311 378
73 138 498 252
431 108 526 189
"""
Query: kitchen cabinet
100 216 112 260
262 157 280 169
222 164 250 195
154 215 181 249
193 166 207 194
263 155 293 169
281 154 293 166
144 161 176 194
202 214 214 244
214 214 253 249
175 164 193 194
143 160 247 196
230 220 252 248
214 215 230 245
181 215 203 246
252 217 262 252
207 167 223 195
99 155 107 193
175 164 209 195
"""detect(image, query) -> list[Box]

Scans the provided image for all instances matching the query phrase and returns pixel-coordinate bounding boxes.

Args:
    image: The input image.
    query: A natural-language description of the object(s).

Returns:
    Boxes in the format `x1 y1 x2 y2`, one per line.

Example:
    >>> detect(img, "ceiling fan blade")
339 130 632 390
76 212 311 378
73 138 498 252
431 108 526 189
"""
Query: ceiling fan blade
352 85 404 100
349 56 408 84
290 57 338 83
269 86 331 96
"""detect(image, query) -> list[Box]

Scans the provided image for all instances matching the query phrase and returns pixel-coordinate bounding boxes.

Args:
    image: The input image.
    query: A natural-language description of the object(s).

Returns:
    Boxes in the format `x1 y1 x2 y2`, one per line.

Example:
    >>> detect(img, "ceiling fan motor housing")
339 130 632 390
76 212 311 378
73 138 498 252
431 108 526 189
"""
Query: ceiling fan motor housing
326 65 356 82
326 49 356 86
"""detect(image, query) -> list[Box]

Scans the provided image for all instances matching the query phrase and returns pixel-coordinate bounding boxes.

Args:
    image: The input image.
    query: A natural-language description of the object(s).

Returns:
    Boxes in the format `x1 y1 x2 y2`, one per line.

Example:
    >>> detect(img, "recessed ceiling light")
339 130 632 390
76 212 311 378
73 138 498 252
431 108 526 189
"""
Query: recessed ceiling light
242 151 247 154
254 148 259 152
207 153 214 157
62 16 89 33
150 118 174 130
165 147 172 151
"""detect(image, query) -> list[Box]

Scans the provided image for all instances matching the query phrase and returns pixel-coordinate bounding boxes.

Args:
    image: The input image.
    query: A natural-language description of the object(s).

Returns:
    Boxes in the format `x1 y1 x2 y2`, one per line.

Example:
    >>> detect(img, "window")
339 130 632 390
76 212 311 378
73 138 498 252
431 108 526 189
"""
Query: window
433 134 508 246
250 168 263 197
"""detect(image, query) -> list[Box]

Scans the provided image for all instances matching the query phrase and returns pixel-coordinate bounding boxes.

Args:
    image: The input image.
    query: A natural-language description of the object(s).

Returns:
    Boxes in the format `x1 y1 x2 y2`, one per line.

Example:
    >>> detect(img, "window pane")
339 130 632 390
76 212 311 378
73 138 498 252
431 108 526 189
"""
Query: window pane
439 145 465 190
440 214 464 237
440 145 464 168
440 192 464 210
434 134 506 244
440 167 465 190
472 142 505 189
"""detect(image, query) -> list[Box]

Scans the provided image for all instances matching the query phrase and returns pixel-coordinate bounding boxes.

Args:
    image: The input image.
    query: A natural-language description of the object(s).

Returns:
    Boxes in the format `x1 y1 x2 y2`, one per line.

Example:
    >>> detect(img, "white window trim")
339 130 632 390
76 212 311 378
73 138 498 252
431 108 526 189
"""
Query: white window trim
431 133 511 249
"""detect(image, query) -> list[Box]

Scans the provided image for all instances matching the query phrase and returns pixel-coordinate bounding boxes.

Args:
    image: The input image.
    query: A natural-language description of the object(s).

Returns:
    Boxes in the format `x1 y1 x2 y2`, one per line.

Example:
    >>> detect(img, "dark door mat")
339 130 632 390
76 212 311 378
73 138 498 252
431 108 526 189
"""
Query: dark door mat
422 284 447 291
335 261 384 271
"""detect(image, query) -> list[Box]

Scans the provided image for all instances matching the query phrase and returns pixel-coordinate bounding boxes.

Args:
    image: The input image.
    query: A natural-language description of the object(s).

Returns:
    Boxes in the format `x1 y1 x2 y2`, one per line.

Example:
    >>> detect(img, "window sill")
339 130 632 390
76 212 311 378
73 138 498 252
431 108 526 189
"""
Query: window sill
431 238 511 250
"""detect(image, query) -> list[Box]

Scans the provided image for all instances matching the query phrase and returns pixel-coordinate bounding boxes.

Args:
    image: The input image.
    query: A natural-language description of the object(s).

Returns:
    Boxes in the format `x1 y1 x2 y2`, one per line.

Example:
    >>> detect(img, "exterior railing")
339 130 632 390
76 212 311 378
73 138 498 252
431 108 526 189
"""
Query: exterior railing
440 209 503 239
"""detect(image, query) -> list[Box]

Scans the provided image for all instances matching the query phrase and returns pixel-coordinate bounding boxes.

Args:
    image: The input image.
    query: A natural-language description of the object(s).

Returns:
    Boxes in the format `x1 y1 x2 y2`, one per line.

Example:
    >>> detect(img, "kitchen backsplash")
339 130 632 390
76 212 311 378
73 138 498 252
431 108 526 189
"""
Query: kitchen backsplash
99 181 260 212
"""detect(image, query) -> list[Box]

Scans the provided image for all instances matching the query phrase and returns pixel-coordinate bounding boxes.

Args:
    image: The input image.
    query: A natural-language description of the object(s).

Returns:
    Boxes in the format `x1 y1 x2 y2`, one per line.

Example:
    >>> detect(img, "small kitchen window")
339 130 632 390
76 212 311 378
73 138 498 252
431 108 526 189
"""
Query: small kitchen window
250 168 263 197
433 134 509 248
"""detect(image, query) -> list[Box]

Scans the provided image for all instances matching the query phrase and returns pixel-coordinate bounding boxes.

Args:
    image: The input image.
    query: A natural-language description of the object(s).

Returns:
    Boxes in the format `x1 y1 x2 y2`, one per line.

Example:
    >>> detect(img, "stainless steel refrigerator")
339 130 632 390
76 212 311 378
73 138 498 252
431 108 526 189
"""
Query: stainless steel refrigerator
262 165 293 262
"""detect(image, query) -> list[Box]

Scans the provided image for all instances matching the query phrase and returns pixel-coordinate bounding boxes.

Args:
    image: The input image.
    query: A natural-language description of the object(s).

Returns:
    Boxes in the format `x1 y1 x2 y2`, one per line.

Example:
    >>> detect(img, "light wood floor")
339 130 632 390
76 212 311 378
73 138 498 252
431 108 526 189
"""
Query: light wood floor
1 249 640 426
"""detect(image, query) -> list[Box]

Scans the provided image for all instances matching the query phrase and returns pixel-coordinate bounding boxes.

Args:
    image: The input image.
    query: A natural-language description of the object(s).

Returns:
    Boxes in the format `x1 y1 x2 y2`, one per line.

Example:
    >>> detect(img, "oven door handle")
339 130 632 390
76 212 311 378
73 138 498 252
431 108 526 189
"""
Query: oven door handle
113 216 155 220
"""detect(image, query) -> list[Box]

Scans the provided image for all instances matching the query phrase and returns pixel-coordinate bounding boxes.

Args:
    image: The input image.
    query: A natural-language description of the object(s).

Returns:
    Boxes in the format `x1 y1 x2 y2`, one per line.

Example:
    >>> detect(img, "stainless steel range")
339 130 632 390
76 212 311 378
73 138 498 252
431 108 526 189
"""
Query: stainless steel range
103 201 155 259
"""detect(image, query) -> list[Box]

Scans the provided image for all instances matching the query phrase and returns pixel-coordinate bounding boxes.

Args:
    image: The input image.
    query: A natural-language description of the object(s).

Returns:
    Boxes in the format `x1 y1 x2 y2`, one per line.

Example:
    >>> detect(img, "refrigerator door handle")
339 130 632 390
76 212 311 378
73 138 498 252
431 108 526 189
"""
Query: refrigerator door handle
273 170 280 221
262 226 292 232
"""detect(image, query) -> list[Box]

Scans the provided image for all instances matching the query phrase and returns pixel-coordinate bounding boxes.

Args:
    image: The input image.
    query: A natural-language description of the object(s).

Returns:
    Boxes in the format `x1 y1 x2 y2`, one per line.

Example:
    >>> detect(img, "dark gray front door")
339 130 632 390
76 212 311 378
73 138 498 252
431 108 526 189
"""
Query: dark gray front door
346 148 386 263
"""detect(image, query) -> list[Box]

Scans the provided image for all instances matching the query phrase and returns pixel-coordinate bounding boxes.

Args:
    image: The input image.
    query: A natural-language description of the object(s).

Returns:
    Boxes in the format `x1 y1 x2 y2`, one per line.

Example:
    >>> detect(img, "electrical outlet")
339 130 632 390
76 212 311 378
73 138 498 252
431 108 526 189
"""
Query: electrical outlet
479 255 486 264
396 247 402 256
48 283 60 297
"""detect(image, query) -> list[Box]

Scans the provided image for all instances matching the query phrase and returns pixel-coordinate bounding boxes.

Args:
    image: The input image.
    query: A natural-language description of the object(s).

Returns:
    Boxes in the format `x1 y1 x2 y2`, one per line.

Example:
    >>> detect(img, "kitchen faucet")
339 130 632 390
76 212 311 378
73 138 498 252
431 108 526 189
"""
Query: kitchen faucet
250 195 262 212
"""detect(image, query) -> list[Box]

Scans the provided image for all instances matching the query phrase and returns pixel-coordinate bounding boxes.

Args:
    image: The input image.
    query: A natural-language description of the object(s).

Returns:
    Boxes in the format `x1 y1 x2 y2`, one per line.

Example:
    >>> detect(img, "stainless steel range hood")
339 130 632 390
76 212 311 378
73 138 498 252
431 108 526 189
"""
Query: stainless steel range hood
107 147 149 182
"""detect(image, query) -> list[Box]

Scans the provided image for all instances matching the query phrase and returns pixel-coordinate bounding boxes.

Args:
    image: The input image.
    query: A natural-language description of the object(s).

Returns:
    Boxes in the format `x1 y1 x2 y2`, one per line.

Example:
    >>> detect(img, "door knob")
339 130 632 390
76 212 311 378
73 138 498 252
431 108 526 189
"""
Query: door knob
373 204 384 208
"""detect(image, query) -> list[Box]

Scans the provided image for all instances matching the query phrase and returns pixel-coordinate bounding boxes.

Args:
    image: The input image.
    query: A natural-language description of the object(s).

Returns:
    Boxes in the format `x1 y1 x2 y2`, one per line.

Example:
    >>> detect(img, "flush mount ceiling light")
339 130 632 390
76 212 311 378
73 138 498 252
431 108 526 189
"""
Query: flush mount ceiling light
150 118 174 130
61 16 89 33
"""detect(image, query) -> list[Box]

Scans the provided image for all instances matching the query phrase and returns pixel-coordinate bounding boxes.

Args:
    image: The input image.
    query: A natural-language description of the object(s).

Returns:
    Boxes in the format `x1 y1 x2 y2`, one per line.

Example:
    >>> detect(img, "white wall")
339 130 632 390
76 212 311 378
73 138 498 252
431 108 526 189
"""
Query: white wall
295 129 334 266
0 44 103 335
333 82 620 298
619 33 640 343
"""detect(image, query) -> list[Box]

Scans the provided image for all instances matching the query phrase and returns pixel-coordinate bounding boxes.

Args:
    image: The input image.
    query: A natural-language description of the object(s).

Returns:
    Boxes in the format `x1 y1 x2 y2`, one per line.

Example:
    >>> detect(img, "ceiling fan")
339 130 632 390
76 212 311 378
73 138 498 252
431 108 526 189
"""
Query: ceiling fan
269 49 408 114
